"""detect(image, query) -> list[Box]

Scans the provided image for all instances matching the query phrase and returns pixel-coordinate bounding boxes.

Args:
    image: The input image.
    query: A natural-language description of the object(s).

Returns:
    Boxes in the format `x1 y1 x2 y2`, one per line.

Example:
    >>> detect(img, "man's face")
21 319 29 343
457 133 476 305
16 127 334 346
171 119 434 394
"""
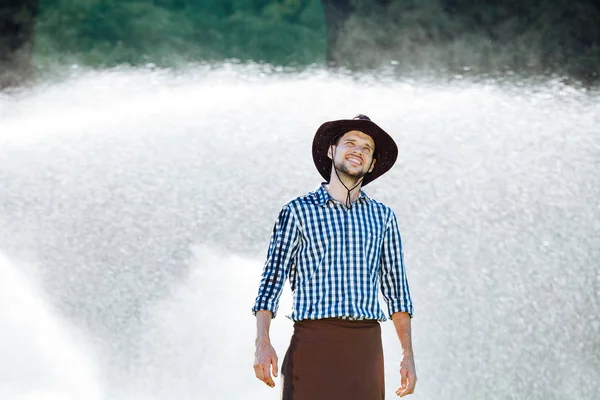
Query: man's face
327 130 376 179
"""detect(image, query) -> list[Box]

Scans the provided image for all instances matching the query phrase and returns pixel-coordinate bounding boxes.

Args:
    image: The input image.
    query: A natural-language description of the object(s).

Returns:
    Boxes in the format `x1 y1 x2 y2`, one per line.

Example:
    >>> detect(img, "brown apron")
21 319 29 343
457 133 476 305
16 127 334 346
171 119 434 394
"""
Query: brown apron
281 318 385 400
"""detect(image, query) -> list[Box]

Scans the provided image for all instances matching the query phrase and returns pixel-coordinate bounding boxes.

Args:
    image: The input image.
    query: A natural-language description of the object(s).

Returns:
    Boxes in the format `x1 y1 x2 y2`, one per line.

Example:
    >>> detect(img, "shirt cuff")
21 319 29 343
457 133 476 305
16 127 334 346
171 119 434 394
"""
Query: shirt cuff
252 301 279 319
387 300 413 319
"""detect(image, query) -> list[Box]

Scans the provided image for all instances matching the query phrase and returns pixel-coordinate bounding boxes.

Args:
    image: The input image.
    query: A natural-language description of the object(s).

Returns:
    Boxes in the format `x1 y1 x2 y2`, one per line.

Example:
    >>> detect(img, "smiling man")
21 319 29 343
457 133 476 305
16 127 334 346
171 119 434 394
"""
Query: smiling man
252 115 416 399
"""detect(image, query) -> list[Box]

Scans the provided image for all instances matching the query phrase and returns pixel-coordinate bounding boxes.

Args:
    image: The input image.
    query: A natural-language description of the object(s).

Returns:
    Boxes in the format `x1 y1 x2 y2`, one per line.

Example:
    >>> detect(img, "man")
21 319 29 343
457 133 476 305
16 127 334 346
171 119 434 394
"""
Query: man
252 115 416 399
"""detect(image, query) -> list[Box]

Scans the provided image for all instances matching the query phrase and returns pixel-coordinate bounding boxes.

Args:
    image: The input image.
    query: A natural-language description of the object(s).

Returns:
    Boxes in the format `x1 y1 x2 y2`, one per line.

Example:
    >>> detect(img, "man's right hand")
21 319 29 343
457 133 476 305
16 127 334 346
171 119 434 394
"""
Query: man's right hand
253 337 279 388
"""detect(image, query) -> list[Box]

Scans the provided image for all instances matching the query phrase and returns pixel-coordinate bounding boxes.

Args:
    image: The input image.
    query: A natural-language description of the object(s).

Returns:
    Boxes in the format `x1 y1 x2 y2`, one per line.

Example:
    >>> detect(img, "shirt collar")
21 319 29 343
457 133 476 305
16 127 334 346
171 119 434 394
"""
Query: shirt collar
315 183 370 207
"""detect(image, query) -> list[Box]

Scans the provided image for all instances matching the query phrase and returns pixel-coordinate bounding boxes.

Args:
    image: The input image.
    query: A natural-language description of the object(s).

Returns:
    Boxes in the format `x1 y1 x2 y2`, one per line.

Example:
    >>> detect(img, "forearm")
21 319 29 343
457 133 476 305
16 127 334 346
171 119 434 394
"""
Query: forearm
391 311 413 357
255 310 273 343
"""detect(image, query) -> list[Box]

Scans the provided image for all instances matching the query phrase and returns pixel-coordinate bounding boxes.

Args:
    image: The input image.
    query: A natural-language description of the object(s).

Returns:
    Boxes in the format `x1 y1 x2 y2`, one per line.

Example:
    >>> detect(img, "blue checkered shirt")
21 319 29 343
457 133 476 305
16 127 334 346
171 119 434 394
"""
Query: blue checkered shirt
252 185 413 321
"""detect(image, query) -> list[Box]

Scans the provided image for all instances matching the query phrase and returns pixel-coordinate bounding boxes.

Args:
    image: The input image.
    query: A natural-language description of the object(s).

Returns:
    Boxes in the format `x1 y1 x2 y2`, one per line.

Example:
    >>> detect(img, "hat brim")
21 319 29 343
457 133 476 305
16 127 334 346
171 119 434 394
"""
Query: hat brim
312 118 398 186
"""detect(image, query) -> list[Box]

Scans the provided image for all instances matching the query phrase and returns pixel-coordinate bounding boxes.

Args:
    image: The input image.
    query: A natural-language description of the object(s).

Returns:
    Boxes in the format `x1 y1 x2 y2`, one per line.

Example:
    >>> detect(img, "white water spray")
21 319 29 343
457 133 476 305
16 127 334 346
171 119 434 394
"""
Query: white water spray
0 252 104 400
0 65 598 399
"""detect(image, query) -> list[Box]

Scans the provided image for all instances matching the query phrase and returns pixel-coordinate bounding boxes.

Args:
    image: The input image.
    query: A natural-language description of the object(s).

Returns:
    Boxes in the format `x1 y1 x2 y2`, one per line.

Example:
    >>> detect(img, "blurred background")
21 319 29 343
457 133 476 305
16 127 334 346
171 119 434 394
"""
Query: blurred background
2 0 600 87
1 1 599 400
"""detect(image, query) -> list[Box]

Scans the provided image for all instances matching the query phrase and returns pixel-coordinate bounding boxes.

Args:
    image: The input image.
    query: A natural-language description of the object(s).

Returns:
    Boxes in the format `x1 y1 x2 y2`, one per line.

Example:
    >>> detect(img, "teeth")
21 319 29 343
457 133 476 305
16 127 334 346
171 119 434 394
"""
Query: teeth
347 156 362 165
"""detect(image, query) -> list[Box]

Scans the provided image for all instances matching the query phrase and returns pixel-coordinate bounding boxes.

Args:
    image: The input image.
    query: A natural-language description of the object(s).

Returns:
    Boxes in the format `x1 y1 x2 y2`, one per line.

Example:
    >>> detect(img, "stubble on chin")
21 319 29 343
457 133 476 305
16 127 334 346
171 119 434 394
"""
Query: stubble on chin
334 159 369 179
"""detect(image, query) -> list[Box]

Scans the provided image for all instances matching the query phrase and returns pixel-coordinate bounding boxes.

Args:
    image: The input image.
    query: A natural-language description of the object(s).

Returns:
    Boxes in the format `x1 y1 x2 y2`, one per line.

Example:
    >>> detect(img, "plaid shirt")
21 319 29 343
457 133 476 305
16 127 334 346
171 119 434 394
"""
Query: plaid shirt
252 185 413 321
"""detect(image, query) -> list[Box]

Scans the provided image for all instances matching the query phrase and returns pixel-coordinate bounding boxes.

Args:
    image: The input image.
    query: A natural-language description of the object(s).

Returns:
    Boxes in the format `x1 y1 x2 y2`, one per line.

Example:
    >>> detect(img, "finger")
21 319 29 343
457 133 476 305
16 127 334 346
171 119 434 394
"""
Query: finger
405 378 416 395
257 363 274 387
263 366 275 387
400 368 408 389
264 376 275 387
404 371 417 394
254 364 265 381
255 362 270 382
396 370 407 396
272 356 279 378
397 377 416 397
397 386 412 396
397 386 409 397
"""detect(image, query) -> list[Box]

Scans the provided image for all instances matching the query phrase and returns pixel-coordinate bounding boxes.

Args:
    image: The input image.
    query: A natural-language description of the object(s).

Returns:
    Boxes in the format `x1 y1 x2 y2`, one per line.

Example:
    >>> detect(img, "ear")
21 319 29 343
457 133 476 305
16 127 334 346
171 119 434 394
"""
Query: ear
327 144 335 160
368 158 376 173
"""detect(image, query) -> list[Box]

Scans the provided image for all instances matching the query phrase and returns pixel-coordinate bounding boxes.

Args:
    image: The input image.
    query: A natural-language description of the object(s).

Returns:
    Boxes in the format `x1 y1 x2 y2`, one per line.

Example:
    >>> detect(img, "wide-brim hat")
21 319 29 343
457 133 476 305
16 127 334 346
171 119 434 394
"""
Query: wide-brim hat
312 114 398 186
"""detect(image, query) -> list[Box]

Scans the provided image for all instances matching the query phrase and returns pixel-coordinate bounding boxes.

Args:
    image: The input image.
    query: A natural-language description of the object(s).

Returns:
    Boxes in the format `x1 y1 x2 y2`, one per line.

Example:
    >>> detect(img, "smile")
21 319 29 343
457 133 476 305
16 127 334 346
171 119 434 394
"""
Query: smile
346 155 363 166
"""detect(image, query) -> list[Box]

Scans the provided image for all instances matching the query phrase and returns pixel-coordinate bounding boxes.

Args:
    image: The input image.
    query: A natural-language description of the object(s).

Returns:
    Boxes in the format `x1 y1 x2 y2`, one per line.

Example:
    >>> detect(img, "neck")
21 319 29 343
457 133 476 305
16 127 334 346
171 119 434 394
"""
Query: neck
325 169 364 205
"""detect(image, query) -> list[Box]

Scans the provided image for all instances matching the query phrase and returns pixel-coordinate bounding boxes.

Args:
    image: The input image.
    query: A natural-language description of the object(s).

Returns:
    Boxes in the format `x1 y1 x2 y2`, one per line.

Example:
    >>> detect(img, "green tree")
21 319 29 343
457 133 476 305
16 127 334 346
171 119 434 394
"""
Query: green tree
34 0 326 67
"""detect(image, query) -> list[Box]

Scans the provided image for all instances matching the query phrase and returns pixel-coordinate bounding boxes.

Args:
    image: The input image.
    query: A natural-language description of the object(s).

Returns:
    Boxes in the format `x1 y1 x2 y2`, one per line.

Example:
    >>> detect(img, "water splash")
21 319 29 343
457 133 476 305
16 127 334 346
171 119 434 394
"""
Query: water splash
0 65 599 399
0 252 104 400
112 245 293 400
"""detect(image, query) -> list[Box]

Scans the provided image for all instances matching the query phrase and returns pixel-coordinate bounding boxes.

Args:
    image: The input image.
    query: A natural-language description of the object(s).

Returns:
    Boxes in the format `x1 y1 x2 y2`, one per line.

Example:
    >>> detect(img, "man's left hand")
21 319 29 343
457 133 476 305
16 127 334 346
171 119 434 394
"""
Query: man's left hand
395 355 417 397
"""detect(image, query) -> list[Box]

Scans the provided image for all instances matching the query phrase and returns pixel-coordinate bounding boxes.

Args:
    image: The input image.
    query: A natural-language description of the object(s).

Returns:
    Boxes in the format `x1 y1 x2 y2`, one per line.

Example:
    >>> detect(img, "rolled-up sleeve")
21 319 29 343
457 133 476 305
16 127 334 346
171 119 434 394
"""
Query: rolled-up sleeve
252 205 299 318
380 210 413 318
